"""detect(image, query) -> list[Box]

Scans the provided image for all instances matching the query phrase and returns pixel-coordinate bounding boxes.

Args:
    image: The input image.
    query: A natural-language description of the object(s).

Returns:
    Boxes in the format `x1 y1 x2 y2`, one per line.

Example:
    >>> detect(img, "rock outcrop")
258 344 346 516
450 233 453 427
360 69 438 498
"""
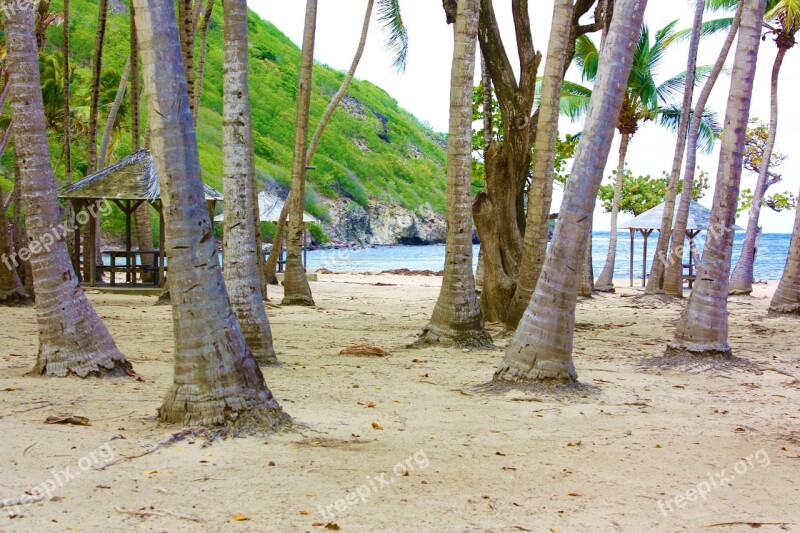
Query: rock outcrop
323 198 445 246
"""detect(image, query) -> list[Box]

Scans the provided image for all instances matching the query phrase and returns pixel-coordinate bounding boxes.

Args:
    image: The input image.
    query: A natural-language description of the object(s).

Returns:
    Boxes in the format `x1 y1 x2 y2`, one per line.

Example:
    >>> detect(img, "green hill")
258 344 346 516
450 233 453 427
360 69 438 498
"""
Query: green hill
19 0 449 233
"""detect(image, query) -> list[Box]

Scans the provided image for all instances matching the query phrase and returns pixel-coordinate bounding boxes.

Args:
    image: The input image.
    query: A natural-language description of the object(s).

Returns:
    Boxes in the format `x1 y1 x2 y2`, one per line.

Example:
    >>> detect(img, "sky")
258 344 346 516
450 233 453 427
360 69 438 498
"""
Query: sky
251 1 799 233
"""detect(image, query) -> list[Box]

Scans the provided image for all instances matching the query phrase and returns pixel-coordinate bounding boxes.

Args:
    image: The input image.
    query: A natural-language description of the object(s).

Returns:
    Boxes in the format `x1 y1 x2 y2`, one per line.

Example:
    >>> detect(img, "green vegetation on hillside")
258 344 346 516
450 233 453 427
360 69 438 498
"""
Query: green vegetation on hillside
2 0 448 235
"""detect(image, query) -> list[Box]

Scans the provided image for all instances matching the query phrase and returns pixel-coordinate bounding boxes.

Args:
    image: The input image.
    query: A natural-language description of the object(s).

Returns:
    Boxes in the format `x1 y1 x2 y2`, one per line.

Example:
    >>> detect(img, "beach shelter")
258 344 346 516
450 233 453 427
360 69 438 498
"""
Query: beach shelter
213 191 318 269
58 149 223 287
618 195 741 288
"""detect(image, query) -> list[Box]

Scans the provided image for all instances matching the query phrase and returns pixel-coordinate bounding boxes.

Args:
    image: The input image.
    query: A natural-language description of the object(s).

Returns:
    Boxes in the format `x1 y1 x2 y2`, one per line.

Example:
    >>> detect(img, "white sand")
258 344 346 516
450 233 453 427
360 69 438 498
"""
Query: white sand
0 274 798 532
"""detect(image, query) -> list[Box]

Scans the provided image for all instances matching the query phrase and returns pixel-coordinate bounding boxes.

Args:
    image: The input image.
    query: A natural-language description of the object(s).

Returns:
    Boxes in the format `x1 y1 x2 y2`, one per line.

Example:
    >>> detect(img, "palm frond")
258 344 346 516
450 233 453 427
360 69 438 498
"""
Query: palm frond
659 105 722 153
655 65 713 104
573 35 599 82
558 80 592 121
766 0 800 35
705 0 738 12
376 0 408 73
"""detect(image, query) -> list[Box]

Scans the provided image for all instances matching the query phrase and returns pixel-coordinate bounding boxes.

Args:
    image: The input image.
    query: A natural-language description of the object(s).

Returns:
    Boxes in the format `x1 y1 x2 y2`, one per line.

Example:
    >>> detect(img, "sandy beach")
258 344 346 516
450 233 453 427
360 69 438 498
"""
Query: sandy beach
0 274 798 532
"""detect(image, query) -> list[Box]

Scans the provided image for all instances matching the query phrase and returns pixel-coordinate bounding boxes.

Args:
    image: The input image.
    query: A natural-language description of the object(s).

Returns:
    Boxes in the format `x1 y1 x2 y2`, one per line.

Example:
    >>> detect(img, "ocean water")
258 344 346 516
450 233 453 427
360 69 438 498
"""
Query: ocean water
304 231 793 281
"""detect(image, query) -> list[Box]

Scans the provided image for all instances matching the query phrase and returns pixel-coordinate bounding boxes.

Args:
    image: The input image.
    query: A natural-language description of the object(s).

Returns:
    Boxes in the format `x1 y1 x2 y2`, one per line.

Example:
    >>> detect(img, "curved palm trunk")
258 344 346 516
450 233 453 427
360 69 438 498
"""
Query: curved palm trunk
495 0 646 383
413 0 490 348
770 185 800 313
265 0 376 287
133 0 287 427
63 0 72 185
221 0 277 365
665 2 743 297
177 0 197 121
6 2 131 377
506 0 574 329
594 132 629 291
730 45 788 294
282 0 318 306
646 0 704 294
98 56 131 168
667 0 765 357
87 0 108 173
0 184 27 305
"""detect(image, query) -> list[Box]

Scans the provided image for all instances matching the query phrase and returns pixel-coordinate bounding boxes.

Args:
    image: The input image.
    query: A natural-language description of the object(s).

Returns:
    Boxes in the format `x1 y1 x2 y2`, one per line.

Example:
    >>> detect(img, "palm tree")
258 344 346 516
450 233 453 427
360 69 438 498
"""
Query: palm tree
572 22 698 292
6 0 132 377
269 0 407 290
129 0 155 276
132 0 287 427
221 0 278 365
664 0 744 297
282 0 318 306
730 0 800 295
770 186 800 313
667 0 766 358
495 0 647 383
646 0 705 294
98 57 131 168
505 0 575 329
414 0 491 348
193 0 215 126
87 0 108 173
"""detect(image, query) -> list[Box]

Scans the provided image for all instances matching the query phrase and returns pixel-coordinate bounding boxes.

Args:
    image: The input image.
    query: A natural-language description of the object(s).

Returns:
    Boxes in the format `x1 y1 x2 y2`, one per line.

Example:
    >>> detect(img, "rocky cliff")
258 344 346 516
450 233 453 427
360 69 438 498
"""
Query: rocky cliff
322 198 446 246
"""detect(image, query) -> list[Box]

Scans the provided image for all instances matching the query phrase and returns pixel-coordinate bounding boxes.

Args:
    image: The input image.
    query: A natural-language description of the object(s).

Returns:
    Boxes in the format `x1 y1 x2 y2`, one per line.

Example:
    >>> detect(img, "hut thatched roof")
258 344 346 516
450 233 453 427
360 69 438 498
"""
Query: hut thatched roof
58 149 223 202
619 195 742 232
213 191 318 223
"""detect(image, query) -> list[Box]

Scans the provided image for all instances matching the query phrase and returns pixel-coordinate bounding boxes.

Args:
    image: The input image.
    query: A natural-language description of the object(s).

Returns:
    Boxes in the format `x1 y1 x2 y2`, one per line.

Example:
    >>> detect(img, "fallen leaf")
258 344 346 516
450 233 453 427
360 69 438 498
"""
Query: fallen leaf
144 470 159 475
495 451 506 456
299 510 310 515
655 444 662 448
566 492 582 497
411 359 428 363
324 523 341 531
419 373 429 378
231 513 249 521
45 415 91 426
358 401 377 408
371 422 384 430
566 441 581 447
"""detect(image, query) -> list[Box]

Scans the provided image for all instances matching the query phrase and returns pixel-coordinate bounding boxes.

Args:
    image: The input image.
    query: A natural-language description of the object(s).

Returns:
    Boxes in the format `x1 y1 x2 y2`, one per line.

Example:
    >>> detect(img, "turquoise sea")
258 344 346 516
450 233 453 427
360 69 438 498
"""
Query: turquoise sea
304 232 793 281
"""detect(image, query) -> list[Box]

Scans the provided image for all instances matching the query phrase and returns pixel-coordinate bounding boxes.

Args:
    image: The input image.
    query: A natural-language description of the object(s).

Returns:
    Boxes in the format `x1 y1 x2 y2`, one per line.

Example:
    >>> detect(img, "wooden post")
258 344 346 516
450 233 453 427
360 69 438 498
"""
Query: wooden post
88 201 97 286
71 199 82 281
629 228 634 287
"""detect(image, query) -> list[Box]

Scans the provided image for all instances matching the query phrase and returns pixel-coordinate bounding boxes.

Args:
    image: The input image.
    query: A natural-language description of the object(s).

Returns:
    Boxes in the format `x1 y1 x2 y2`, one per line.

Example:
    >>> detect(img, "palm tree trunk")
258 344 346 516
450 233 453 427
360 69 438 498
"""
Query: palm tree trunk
730 45 787 295
578 221 594 297
282 0 318 306
6 2 131 377
63 0 76 256
495 0 646 383
506 0 575 329
88 0 108 173
129 0 155 278
98 56 131 168
664 1 743 297
0 184 27 305
667 0 765 357
414 0 491 348
646 0 704 294
770 185 800 313
193 0 214 126
221 0 277 365
306 0 375 164
595 132 629 291
177 0 197 120
133 0 287 427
